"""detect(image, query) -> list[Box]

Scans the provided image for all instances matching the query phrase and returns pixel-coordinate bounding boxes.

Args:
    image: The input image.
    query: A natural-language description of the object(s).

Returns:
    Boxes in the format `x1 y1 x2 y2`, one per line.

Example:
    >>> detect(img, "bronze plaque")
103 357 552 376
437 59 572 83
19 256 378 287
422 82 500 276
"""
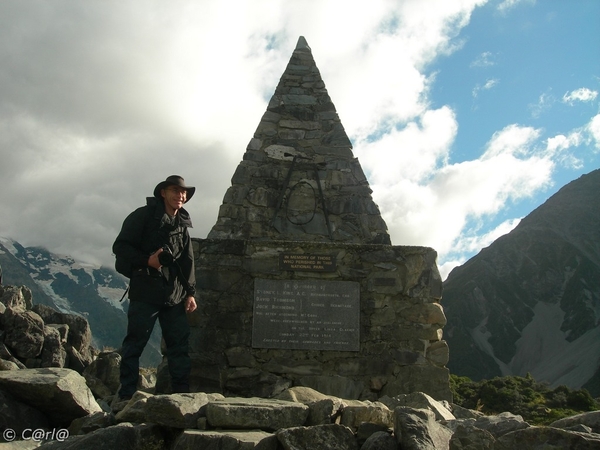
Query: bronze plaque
252 279 360 351
279 253 336 272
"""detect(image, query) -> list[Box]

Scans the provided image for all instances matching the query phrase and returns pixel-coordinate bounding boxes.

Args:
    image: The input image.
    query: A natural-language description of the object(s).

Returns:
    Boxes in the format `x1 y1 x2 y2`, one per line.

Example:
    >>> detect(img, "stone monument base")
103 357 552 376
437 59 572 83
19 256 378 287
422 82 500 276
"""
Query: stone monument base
155 239 451 402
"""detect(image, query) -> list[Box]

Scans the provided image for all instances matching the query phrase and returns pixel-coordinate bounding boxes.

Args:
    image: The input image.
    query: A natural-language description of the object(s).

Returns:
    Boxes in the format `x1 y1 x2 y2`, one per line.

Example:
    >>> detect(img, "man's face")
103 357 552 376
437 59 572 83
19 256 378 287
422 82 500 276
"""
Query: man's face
161 186 187 214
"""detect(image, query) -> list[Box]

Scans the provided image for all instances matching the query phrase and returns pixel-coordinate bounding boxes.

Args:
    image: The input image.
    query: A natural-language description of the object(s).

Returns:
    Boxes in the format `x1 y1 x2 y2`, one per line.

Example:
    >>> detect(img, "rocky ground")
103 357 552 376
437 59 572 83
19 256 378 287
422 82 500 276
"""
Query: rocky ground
1 283 600 449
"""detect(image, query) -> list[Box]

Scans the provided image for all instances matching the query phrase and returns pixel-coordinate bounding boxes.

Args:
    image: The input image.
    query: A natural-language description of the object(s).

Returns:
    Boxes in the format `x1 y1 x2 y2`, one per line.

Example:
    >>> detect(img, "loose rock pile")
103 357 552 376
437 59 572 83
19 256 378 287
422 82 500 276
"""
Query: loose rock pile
1 369 600 450
2 283 600 449
0 284 96 373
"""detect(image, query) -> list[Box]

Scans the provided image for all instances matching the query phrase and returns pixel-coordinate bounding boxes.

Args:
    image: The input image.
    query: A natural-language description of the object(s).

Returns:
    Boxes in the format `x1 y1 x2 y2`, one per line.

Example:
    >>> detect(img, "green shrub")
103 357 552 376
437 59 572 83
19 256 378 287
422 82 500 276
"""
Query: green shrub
450 373 599 425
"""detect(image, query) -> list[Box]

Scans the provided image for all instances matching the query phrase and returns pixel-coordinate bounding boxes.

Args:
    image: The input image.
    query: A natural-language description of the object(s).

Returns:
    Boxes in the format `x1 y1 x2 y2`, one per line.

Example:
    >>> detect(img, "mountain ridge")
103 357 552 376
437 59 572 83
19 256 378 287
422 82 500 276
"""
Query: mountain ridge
444 169 600 396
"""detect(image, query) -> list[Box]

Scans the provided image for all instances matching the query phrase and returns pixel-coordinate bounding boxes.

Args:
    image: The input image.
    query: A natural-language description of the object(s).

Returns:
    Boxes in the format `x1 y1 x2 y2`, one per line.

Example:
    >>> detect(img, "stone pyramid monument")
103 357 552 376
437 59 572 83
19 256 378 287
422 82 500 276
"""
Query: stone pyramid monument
208 36 390 245
179 37 449 402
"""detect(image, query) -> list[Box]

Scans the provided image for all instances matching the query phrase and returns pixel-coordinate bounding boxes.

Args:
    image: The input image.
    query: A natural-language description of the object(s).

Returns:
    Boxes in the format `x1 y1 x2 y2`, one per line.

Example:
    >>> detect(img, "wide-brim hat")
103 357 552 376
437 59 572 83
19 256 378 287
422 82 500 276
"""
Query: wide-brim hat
154 175 196 203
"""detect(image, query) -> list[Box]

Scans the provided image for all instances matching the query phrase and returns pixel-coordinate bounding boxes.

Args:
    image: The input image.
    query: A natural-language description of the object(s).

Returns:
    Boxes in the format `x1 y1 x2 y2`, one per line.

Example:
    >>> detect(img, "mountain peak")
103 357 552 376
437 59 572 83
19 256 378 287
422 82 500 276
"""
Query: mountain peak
443 169 600 396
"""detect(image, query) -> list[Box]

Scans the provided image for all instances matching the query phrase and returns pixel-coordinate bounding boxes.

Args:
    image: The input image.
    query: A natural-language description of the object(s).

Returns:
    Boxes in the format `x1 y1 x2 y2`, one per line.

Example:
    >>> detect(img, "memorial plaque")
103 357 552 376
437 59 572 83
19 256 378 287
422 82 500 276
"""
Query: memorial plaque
279 253 336 272
252 279 360 351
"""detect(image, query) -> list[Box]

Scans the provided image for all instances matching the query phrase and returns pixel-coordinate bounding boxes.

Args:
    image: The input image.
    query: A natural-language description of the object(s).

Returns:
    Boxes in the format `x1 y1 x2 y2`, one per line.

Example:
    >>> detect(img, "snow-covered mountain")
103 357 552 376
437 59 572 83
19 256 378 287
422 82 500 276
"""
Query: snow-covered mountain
443 169 600 397
0 237 161 366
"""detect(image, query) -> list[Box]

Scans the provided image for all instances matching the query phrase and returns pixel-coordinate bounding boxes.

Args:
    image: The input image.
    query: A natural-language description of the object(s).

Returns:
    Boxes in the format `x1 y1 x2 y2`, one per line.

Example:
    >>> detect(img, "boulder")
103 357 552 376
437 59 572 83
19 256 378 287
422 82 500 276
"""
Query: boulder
0 338 26 369
0 340 10 360
47 323 69 344
0 285 32 310
83 373 113 399
360 430 397 450
495 426 600 450
146 392 223 429
380 392 455 421
448 403 484 419
394 407 453 450
36 422 168 450
277 386 344 426
550 410 600 434
40 325 67 368
340 401 394 430
0 358 20 370
115 391 153 424
31 304 93 363
206 397 310 431
471 412 529 438
449 424 495 450
82 351 121 398
68 411 116 436
173 430 278 450
276 424 358 450
356 422 393 446
2 308 45 359
65 345 92 373
0 389 50 436
306 398 340 425
0 368 102 426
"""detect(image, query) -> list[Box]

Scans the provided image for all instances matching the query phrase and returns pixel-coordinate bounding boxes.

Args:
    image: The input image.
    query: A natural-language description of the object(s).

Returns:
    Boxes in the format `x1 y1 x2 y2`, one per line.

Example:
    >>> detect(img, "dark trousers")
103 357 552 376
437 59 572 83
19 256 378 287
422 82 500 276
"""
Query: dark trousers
119 300 191 398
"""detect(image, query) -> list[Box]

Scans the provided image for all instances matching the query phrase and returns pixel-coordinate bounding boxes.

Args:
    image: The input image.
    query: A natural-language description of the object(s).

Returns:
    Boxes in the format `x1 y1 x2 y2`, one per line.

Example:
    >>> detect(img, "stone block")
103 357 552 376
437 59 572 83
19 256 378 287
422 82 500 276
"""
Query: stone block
173 430 278 450
394 407 453 450
145 392 222 429
276 424 357 450
0 367 102 427
2 308 45 359
206 397 309 431
381 392 455 421
340 401 394 430
426 340 450 366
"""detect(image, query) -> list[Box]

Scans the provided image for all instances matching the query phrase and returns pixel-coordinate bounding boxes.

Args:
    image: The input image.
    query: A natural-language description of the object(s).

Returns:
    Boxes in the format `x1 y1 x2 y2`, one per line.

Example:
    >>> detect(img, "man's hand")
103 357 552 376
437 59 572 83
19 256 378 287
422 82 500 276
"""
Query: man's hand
148 248 163 270
185 296 197 313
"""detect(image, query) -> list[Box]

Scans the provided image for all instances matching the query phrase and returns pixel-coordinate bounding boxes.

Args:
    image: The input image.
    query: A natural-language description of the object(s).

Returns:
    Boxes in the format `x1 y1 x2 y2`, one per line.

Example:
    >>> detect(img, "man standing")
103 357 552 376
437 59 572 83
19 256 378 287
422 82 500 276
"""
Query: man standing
113 175 197 400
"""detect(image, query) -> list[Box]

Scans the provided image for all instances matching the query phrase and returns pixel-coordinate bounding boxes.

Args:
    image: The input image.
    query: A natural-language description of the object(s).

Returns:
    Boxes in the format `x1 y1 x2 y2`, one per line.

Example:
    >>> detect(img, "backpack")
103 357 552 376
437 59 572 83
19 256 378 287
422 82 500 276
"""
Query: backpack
115 254 134 278
114 197 157 278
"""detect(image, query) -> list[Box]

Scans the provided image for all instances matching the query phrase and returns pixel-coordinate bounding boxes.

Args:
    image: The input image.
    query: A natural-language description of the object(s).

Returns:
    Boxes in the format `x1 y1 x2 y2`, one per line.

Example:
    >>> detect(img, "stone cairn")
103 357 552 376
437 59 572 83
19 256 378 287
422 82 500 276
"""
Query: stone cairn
209 36 389 245
172 36 451 402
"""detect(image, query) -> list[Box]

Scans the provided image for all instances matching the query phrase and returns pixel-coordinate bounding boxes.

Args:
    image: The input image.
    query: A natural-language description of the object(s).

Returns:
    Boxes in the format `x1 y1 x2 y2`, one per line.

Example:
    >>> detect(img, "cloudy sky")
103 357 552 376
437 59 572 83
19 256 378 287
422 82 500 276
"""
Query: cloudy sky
1 0 598 280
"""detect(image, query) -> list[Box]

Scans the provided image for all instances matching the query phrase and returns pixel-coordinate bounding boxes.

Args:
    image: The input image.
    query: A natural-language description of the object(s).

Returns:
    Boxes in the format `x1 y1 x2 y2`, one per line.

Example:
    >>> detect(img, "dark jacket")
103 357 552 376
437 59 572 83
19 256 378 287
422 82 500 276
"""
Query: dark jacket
113 197 196 305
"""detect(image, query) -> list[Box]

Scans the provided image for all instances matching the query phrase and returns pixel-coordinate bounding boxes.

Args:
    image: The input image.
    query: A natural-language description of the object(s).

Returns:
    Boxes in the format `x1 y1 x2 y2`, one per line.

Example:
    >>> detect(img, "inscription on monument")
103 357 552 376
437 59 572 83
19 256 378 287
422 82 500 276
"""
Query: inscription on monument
279 253 336 272
252 279 360 351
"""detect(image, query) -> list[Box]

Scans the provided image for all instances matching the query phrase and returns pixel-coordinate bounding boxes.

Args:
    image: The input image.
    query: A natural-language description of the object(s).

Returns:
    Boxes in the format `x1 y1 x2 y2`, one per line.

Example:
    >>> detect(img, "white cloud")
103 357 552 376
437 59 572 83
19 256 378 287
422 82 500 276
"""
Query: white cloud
458 218 522 254
546 133 584 169
356 106 457 185
470 51 496 68
529 91 556 118
497 0 535 14
588 114 600 150
0 0 596 282
439 217 521 279
472 78 499 98
0 0 488 267
357 121 565 281
563 88 598 105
